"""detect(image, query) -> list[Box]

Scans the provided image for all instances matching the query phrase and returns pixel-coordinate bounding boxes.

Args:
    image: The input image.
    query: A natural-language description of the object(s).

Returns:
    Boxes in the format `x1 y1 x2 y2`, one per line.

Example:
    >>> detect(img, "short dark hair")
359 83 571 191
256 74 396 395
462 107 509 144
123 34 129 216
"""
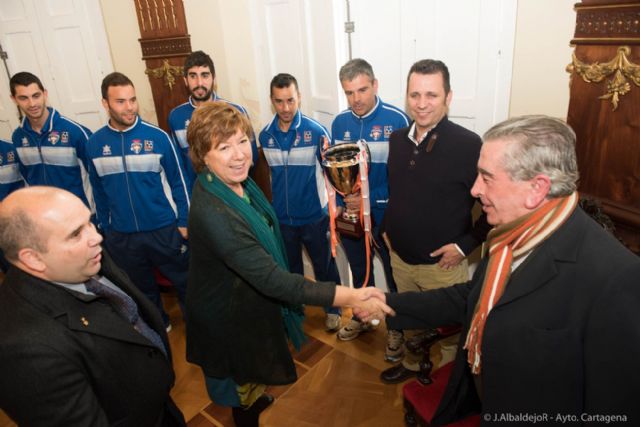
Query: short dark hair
10 72 45 96
101 72 134 99
270 73 299 96
184 51 216 77
407 59 451 95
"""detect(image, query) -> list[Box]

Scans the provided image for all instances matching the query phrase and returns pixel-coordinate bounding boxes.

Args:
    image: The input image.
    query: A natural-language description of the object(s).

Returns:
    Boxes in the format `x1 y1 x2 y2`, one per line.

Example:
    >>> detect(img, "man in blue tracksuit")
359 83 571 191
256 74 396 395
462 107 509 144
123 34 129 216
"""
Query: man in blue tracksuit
10 72 94 210
331 59 409 355
0 138 25 272
87 72 190 329
168 50 258 189
0 139 24 200
259 73 342 331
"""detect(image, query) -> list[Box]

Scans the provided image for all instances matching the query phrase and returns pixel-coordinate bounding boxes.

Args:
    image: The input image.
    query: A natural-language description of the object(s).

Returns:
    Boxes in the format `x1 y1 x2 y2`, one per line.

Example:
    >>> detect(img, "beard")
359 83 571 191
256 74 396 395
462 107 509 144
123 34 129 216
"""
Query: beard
191 85 213 102
108 107 137 130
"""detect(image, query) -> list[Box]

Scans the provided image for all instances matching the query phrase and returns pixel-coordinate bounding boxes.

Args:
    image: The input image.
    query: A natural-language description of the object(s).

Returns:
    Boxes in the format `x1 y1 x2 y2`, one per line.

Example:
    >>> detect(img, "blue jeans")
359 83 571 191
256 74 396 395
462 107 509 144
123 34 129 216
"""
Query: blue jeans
279 216 340 315
105 224 189 324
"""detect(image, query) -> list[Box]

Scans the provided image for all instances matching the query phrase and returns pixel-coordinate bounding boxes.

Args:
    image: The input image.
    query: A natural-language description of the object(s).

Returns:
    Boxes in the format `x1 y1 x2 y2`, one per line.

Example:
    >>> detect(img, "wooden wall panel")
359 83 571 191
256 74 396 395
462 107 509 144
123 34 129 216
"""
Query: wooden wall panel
132 0 191 131
566 1 640 253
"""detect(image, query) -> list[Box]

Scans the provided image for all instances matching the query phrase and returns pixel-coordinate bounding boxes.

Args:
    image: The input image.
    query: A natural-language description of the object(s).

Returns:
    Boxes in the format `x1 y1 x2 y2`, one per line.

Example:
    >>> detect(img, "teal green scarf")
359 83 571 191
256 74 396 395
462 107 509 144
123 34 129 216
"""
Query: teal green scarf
198 172 307 350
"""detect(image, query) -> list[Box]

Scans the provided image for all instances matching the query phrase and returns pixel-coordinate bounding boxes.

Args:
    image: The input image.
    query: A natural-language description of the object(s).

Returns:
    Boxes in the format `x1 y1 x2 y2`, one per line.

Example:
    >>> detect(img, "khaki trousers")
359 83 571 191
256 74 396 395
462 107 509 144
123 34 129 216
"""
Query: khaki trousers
390 250 468 371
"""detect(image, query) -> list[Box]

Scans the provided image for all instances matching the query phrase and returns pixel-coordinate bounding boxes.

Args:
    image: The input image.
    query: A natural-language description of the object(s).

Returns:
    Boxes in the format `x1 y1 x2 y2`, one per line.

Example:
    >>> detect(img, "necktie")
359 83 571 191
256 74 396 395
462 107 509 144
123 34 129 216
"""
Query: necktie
85 277 168 357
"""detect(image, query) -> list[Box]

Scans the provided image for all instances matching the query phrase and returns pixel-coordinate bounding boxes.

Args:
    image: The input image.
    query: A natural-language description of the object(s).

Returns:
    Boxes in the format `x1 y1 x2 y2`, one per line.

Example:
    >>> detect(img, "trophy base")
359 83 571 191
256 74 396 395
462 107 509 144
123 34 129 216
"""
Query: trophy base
336 216 364 238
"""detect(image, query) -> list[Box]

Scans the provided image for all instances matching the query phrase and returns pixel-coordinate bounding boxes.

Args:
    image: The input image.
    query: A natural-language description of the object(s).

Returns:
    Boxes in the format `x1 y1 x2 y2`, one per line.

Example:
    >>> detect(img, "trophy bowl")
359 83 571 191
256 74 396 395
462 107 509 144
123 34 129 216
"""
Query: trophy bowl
321 143 362 195
321 142 370 238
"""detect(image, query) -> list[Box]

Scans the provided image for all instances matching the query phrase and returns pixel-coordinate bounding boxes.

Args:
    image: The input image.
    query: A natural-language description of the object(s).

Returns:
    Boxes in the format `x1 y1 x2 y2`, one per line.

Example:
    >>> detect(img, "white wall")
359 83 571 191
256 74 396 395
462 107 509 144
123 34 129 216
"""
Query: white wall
508 0 576 119
99 0 158 124
185 0 262 129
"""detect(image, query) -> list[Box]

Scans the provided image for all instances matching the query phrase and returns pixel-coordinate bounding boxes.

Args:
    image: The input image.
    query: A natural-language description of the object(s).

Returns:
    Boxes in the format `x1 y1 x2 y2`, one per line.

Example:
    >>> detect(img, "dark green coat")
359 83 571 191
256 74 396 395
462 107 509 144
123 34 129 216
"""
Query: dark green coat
186 181 336 385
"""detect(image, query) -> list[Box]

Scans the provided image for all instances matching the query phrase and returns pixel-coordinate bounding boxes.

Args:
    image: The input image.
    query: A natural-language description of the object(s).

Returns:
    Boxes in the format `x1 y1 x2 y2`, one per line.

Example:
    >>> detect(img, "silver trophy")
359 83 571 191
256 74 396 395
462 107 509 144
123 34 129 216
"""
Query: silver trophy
321 142 370 238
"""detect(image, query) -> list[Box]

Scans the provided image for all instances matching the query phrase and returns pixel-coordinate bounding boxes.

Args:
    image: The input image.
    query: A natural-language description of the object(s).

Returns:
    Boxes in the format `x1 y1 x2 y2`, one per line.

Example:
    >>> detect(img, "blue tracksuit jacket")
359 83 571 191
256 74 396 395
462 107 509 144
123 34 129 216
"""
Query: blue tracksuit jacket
0 139 25 200
11 107 93 209
330 96 409 225
87 117 190 233
259 110 329 226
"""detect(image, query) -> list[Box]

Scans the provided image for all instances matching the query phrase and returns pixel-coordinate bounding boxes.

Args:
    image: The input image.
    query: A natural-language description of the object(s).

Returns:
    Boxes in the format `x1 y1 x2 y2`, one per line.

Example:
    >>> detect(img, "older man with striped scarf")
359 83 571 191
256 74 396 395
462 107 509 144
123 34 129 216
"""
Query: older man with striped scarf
360 115 640 426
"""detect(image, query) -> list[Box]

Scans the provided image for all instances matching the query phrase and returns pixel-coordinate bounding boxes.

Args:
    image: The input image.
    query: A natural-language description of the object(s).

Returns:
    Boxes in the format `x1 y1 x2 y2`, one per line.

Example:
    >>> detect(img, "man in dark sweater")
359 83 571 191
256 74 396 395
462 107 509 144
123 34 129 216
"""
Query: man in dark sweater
380 59 489 384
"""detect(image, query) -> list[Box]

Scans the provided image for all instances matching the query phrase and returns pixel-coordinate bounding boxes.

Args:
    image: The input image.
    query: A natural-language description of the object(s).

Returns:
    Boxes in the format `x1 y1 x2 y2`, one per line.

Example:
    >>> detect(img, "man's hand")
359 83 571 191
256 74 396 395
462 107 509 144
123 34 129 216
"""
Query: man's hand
178 227 188 240
350 287 394 322
431 243 463 269
344 192 361 213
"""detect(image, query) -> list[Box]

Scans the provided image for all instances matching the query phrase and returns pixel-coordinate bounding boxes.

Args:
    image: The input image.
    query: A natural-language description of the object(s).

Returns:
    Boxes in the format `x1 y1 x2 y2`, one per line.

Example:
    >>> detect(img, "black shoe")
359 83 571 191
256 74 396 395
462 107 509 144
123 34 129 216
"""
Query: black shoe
380 364 418 384
231 394 274 427
251 393 274 413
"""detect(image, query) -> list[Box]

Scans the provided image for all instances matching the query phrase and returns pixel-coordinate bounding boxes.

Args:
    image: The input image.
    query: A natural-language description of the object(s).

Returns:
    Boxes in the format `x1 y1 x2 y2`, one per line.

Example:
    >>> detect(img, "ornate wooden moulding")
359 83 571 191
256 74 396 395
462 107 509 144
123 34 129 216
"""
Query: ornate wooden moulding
566 1 640 254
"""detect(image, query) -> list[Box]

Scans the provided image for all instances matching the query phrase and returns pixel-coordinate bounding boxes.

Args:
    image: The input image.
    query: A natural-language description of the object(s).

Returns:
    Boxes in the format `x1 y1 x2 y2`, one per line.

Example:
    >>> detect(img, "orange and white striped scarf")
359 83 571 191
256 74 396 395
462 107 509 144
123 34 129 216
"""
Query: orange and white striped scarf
464 192 578 374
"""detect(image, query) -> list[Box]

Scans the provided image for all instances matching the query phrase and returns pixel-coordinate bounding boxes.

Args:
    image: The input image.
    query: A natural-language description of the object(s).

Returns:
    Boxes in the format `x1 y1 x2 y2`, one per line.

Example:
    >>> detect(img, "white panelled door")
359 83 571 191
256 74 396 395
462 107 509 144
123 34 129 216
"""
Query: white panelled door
0 0 113 139
250 0 344 130
348 0 517 136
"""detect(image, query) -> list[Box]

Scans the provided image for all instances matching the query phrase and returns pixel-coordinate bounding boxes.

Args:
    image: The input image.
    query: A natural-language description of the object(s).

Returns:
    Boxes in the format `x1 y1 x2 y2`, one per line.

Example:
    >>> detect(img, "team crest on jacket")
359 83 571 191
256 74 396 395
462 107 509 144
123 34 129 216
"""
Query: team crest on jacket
370 125 382 141
384 126 393 138
21 137 29 146
293 133 301 147
48 131 60 145
343 131 351 141
61 131 69 144
102 145 112 156
7 151 15 163
268 138 275 147
304 131 312 143
130 139 142 154
144 140 154 152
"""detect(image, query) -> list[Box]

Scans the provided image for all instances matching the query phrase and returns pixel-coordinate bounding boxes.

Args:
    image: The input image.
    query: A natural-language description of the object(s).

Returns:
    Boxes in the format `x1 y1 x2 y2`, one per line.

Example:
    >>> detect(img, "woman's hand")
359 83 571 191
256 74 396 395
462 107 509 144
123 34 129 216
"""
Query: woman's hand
350 287 395 322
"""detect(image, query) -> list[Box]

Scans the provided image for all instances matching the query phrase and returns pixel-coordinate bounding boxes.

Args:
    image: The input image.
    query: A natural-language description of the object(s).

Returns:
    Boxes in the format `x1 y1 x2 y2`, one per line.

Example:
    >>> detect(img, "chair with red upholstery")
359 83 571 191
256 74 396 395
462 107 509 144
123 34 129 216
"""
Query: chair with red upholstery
402 326 480 426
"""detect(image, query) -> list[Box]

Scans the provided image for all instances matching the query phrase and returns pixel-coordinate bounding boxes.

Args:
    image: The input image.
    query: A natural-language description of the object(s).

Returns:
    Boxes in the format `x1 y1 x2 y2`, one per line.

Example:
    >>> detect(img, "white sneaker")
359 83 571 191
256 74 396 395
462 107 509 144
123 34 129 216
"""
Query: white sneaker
325 313 342 331
337 319 372 341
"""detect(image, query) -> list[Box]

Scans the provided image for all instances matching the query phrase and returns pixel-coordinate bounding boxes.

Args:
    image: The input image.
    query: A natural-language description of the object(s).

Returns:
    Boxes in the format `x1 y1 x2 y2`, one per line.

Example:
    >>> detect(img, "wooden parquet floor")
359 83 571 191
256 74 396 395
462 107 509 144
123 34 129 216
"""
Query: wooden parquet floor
0 287 414 426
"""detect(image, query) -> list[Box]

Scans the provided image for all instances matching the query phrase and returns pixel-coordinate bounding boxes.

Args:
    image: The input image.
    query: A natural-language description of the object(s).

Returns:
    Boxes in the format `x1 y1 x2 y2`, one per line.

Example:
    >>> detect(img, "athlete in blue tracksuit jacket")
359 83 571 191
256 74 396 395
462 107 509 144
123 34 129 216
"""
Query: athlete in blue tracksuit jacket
259 103 341 323
0 139 25 200
168 93 258 187
11 107 94 209
87 114 190 325
87 116 189 233
260 109 329 227
0 138 25 272
331 96 409 291
332 96 409 228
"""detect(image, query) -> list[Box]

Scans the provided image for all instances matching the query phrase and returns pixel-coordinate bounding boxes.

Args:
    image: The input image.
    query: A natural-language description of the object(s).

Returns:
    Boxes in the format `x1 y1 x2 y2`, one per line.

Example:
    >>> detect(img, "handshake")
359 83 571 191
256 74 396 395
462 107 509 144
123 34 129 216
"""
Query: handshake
344 286 395 323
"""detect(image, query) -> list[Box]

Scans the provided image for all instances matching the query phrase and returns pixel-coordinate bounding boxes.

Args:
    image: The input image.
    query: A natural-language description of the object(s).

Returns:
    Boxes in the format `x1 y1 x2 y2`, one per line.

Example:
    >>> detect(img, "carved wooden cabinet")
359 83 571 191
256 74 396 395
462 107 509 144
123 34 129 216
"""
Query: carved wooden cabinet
566 0 640 253
133 0 191 131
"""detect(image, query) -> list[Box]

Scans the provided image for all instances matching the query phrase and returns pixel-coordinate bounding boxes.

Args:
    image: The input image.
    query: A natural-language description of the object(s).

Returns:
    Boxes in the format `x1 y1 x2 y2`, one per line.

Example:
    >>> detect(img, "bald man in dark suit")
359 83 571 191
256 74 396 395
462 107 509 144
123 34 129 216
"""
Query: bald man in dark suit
0 187 185 426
